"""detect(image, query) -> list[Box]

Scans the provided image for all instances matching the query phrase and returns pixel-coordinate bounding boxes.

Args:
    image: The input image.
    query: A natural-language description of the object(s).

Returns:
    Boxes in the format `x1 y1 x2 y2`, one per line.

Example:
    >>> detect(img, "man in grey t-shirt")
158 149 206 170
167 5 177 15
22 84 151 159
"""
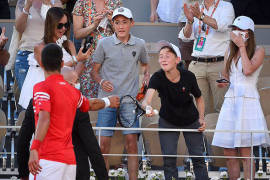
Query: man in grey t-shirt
91 7 150 180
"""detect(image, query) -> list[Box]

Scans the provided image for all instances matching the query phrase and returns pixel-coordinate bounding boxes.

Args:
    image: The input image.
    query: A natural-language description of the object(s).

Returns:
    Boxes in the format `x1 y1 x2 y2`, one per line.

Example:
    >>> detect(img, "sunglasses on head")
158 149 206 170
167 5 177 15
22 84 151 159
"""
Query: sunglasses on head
57 22 69 29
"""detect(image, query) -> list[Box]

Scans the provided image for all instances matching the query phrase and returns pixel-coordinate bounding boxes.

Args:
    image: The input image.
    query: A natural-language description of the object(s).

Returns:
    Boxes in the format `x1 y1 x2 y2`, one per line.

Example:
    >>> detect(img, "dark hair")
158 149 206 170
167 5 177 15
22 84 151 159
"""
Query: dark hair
44 7 71 54
41 43 63 72
159 46 177 57
225 30 256 74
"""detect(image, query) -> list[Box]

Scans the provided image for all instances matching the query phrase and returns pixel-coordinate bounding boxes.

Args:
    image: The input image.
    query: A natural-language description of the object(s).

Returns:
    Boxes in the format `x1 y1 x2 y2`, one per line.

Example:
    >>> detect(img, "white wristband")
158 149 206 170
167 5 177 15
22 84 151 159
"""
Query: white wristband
102 97 110 108
72 56 78 63
99 79 105 86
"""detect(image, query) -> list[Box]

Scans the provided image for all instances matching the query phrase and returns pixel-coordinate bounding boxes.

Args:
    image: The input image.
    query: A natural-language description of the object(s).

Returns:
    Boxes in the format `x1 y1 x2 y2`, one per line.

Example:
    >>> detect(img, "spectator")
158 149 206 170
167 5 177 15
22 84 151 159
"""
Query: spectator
179 0 235 114
91 7 150 180
27 43 119 179
72 0 121 98
142 41 208 180
150 0 182 23
0 0 10 19
0 27 9 66
212 16 270 180
14 0 62 91
178 0 200 69
18 7 90 110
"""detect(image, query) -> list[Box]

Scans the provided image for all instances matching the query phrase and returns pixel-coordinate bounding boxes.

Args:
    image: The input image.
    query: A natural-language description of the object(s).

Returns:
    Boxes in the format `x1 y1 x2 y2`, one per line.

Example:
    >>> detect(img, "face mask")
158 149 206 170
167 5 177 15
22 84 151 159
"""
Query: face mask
75 83 80 90
232 30 249 42
40 3 52 20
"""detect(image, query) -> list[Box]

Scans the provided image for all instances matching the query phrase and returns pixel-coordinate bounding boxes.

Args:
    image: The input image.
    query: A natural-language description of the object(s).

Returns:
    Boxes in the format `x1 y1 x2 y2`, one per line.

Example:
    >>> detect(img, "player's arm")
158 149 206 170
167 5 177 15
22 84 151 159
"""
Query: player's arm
88 96 120 111
28 111 50 175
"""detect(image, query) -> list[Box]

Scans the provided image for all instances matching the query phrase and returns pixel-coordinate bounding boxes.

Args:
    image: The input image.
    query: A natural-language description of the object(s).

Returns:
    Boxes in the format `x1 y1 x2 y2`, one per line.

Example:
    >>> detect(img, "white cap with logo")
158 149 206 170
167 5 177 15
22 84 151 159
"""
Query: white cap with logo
229 16 255 32
158 40 181 59
112 7 133 20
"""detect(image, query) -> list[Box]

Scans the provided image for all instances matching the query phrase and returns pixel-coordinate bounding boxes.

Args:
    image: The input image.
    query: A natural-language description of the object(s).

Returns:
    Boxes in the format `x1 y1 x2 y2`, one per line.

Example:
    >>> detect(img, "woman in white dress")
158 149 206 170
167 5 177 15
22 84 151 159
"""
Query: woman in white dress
212 16 270 180
19 7 90 109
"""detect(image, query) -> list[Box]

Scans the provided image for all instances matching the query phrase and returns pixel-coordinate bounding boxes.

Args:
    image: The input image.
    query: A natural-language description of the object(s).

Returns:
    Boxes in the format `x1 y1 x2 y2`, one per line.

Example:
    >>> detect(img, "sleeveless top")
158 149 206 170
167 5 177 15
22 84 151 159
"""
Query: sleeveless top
224 57 262 99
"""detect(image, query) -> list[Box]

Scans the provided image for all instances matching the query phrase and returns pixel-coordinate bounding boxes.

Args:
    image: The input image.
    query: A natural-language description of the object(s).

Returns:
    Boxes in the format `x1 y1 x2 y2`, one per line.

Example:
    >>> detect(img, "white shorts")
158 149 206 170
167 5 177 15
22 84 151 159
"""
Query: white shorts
29 159 76 180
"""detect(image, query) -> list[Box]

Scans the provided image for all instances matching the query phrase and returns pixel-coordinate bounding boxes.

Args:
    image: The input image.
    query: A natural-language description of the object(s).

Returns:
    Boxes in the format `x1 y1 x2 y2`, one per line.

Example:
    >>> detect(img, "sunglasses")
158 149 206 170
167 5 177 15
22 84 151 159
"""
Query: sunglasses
57 22 69 29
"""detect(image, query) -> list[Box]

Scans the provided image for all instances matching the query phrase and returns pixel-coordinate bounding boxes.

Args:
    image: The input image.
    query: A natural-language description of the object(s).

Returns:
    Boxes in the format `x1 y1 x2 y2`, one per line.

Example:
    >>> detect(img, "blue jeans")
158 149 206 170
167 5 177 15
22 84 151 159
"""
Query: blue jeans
96 107 140 136
14 50 31 90
159 118 209 180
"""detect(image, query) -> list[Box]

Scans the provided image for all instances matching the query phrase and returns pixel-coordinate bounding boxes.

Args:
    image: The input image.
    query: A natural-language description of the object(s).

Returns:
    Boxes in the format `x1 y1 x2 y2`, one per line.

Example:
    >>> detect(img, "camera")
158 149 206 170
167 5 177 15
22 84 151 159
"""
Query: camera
82 36 93 53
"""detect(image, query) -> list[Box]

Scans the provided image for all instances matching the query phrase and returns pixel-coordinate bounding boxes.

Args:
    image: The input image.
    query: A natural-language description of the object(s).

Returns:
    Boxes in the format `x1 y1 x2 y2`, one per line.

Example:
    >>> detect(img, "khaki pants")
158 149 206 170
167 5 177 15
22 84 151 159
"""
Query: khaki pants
189 60 228 114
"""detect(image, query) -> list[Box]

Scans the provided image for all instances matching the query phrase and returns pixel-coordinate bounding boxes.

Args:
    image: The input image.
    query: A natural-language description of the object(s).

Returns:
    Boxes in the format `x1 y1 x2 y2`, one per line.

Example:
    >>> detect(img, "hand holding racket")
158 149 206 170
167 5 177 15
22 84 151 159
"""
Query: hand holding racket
117 95 158 128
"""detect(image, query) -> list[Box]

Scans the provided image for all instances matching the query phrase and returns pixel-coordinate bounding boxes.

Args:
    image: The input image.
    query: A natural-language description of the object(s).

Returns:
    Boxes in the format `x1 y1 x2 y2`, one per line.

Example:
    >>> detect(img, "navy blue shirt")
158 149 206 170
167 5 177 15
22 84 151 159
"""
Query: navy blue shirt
148 68 201 126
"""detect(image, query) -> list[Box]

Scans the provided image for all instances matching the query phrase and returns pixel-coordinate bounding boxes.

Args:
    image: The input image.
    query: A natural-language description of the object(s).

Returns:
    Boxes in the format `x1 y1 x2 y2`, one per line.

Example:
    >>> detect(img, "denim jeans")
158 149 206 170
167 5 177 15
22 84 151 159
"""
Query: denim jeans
14 50 32 90
159 118 209 180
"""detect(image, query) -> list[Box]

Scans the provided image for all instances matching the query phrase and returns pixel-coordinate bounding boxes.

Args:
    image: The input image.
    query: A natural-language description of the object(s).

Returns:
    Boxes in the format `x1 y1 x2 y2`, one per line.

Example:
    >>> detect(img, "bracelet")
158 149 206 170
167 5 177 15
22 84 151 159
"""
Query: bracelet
99 79 105 86
22 8 31 16
187 19 194 25
102 97 111 108
30 139 42 151
72 56 78 63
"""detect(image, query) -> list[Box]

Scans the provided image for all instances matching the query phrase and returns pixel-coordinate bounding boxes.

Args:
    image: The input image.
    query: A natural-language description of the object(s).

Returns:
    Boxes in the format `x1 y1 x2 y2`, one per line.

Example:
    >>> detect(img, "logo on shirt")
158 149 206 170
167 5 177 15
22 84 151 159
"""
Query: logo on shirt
132 51 136 57
59 82 66 85
182 87 186 92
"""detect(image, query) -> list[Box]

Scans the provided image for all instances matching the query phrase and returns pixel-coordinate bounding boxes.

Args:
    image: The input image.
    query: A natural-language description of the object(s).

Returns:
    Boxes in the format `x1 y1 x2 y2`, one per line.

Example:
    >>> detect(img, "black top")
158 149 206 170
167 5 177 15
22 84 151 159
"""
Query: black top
148 68 201 126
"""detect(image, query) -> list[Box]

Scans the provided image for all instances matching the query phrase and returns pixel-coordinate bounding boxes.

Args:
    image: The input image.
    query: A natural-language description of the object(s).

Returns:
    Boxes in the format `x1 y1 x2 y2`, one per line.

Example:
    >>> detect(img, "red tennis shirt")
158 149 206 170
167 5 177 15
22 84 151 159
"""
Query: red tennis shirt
32 74 89 164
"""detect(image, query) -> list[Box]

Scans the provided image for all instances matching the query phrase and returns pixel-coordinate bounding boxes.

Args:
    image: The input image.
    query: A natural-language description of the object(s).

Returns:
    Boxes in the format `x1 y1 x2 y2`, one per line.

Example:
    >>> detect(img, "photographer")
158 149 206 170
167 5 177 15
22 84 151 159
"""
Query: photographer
72 0 121 98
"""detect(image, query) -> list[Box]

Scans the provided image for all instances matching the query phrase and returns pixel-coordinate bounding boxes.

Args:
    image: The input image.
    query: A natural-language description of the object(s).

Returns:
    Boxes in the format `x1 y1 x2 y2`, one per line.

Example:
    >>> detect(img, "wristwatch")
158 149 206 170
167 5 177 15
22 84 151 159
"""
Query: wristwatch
199 13 205 21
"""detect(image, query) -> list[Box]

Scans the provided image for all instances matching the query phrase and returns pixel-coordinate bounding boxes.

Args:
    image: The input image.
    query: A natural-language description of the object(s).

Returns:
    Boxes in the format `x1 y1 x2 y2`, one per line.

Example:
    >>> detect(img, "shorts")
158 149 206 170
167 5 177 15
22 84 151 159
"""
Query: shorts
29 159 76 180
96 107 140 136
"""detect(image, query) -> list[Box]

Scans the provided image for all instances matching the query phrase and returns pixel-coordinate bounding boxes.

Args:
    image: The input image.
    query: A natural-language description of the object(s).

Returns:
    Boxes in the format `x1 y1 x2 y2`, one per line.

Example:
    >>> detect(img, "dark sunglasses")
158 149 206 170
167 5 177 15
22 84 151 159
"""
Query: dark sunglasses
57 22 69 29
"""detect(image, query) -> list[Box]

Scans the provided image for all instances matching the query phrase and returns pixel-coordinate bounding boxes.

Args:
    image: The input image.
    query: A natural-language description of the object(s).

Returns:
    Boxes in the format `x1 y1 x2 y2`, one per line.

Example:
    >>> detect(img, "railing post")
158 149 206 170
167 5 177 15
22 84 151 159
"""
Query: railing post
250 132 253 180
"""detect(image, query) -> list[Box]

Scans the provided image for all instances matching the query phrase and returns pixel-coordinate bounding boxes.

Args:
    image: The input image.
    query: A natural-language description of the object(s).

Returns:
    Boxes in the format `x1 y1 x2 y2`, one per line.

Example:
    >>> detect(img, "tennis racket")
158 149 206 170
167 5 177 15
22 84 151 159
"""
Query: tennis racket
117 95 158 128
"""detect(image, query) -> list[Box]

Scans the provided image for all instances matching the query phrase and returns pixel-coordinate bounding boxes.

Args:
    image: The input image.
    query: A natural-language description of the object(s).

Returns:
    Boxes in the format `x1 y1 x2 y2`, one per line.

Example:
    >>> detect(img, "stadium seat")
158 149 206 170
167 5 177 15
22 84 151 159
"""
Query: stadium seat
259 87 270 116
0 109 7 152
15 110 25 133
257 77 270 89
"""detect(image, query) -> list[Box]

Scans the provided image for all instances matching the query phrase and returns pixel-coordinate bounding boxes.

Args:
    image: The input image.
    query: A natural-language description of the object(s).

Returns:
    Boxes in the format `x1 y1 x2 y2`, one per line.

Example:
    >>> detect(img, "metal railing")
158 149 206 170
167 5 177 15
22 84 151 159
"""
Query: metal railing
1 125 270 179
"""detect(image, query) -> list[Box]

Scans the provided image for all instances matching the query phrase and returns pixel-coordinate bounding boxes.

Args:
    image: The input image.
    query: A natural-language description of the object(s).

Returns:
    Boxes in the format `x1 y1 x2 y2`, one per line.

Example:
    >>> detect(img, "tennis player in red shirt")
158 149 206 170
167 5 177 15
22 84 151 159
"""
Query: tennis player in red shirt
28 43 119 180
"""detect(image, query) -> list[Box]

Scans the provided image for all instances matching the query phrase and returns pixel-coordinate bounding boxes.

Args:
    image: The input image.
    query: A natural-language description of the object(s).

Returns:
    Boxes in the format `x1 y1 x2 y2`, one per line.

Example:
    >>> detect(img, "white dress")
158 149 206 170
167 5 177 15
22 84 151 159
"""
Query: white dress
19 48 73 109
212 57 270 148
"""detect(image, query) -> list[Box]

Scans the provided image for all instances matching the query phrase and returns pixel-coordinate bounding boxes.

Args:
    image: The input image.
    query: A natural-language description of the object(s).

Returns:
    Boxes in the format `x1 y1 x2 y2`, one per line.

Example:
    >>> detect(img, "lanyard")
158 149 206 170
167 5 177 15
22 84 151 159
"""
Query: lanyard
198 0 220 36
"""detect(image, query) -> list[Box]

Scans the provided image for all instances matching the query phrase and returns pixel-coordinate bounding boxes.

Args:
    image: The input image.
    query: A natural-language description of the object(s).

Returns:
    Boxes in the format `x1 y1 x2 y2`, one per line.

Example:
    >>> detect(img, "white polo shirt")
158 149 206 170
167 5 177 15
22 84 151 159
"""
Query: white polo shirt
178 0 235 58
156 0 182 23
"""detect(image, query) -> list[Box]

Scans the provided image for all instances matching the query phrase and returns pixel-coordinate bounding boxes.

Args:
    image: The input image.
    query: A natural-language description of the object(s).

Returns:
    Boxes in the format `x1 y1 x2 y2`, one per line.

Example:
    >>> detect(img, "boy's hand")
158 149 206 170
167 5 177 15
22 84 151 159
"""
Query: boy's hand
198 118 206 132
100 80 114 92
0 27 8 49
28 150 42 175
108 95 120 108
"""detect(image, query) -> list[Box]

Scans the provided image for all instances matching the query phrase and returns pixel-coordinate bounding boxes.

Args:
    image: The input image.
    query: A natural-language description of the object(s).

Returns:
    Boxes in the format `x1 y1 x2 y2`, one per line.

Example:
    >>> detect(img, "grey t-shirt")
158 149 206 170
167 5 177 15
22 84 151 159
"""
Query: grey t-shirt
93 33 149 98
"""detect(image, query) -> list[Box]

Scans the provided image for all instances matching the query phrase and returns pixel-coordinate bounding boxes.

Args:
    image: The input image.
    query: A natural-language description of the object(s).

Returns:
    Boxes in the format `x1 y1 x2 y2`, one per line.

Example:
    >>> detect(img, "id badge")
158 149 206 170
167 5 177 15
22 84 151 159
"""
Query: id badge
195 36 206 52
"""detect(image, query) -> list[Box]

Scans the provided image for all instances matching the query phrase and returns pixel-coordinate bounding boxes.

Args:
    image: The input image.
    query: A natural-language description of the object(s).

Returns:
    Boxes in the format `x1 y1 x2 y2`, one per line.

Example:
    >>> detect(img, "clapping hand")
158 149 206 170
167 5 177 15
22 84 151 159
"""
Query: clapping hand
183 3 194 23
190 2 201 19
0 27 8 49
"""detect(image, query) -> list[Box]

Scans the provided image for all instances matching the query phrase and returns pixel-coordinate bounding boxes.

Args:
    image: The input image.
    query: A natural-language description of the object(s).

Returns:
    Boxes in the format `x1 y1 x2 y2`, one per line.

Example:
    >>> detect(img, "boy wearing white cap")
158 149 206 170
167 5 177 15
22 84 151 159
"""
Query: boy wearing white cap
212 16 270 180
91 7 150 180
142 41 208 180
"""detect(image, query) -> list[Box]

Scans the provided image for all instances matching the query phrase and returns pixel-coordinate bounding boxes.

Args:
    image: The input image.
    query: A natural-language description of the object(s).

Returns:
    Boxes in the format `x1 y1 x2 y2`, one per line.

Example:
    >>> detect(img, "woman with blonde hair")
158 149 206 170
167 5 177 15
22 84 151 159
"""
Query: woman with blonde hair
212 16 270 180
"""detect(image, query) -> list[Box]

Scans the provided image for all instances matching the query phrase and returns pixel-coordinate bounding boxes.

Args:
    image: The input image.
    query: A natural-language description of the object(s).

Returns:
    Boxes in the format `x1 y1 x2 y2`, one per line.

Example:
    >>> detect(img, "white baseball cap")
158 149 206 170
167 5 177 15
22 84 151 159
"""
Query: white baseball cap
158 40 181 59
112 7 133 20
229 16 255 32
